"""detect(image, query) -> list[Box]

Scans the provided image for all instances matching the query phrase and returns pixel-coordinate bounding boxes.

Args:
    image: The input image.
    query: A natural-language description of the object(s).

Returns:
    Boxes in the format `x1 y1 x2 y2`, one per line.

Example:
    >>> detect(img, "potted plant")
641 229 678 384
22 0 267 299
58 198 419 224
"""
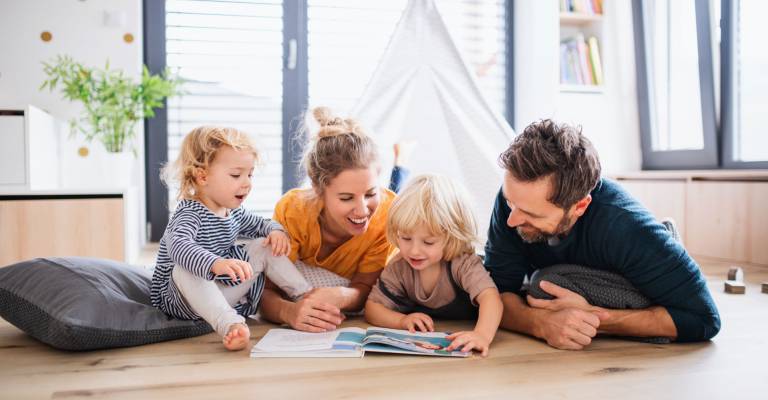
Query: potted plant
40 55 183 155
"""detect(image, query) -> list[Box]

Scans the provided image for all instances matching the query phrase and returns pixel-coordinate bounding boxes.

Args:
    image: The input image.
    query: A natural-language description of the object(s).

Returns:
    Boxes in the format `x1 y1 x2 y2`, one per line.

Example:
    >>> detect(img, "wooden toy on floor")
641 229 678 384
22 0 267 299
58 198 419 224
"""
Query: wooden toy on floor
724 280 746 294
727 266 743 282
724 266 746 294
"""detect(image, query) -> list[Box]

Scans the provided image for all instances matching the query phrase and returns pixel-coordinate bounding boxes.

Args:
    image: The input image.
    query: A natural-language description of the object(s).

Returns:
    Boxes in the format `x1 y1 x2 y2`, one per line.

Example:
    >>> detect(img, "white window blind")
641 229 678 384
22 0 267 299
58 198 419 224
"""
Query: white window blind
307 0 508 116
644 0 705 151
165 0 284 217
439 0 508 116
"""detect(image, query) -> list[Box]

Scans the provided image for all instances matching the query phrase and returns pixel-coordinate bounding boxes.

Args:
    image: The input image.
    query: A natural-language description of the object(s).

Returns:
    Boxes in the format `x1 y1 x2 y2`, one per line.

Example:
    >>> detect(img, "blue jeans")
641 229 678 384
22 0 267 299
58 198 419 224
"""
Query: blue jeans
388 166 410 193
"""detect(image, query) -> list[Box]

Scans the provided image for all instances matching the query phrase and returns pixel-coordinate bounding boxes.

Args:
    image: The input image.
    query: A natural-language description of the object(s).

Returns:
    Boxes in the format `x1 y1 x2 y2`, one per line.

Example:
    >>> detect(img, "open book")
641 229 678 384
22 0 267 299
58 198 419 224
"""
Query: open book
250 327 470 358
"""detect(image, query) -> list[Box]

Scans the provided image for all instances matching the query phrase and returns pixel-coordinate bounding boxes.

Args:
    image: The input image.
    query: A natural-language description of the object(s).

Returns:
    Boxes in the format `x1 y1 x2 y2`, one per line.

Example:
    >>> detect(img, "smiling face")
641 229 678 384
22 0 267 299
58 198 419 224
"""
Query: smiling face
501 170 590 243
319 167 381 238
195 145 255 215
396 225 447 271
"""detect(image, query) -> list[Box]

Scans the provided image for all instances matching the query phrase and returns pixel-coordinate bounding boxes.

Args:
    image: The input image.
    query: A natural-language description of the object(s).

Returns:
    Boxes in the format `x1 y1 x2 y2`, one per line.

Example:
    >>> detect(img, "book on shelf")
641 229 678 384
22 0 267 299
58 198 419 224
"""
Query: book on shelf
560 35 603 86
250 326 471 358
587 36 604 85
561 0 603 15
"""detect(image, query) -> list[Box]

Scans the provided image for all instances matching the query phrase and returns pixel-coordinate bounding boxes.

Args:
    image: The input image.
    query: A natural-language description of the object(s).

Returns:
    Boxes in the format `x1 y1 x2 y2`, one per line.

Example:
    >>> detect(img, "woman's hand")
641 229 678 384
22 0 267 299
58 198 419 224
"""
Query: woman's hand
399 312 434 332
264 230 291 257
281 296 345 333
446 330 492 356
302 287 357 308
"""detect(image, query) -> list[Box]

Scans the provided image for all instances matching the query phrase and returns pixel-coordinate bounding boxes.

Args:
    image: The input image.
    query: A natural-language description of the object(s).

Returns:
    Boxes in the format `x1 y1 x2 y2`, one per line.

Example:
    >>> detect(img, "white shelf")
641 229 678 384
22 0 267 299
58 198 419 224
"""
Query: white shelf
559 84 604 94
559 12 603 25
0 188 132 196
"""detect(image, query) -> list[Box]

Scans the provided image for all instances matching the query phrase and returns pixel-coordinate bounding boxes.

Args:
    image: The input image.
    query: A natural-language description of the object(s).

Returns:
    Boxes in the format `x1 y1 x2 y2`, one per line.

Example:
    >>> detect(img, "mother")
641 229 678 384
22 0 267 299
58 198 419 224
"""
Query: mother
258 107 399 332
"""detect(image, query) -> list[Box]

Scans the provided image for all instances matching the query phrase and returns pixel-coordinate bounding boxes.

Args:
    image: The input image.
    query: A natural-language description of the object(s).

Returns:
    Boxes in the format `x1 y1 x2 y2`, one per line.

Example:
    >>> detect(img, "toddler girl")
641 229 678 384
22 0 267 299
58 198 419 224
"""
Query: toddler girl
151 126 312 350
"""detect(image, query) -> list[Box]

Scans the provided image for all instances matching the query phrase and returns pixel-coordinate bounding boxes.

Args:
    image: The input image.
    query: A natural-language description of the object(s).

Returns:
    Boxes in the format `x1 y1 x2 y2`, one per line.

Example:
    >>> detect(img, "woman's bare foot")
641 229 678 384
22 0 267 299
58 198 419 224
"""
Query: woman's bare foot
223 323 250 351
393 141 417 167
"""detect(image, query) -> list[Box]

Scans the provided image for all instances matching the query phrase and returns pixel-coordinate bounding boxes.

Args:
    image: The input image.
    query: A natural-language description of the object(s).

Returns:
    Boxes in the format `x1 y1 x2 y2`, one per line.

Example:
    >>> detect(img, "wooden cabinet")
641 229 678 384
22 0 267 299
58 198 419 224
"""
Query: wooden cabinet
614 171 768 266
748 184 768 265
686 182 768 265
685 182 750 262
0 190 138 267
0 106 60 191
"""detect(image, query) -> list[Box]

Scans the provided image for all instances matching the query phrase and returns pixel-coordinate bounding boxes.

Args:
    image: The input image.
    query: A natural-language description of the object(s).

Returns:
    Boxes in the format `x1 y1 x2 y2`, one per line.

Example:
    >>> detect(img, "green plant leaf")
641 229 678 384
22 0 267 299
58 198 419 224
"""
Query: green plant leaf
40 55 184 154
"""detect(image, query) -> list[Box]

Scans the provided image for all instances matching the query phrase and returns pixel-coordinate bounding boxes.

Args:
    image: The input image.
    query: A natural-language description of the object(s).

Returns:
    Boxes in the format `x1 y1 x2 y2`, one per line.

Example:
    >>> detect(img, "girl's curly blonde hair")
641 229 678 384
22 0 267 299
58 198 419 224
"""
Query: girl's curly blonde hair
162 126 259 200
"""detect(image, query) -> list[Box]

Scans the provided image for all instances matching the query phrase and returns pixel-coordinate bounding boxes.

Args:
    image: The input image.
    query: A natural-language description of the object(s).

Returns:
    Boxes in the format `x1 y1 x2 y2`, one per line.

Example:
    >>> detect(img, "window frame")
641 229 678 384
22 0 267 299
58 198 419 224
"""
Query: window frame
144 0 170 242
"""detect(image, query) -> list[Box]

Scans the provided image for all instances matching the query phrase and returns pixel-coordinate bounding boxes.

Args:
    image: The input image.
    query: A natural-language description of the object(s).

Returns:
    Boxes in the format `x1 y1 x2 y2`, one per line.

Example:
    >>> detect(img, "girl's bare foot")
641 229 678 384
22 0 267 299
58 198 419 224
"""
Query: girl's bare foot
223 323 250 351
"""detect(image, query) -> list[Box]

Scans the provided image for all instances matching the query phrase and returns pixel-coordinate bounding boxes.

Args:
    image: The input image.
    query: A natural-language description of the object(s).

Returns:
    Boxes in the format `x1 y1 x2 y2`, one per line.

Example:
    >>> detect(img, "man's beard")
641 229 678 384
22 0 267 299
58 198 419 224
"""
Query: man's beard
516 213 573 244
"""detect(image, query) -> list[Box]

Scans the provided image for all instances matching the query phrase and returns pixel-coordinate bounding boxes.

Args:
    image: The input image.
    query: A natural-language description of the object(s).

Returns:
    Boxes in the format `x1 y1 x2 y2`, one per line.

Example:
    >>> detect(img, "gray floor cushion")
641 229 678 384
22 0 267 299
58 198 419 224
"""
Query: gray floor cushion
0 257 212 351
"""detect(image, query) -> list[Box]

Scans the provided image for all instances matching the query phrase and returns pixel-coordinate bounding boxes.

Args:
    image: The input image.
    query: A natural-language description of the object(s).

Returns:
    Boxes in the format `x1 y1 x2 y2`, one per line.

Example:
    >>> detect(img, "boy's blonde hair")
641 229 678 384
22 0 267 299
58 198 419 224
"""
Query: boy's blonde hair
162 126 259 200
387 174 478 260
299 106 379 195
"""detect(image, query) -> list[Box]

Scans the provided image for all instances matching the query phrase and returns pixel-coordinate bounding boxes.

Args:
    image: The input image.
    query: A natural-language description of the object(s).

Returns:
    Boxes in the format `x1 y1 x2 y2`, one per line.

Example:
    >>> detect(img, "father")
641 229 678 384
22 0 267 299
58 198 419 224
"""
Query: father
484 120 720 350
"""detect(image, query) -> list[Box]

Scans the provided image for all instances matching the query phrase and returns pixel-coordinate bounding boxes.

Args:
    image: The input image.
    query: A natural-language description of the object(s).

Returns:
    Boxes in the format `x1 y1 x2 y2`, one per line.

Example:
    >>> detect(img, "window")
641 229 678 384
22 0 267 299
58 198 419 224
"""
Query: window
722 0 768 167
307 1 408 112
646 0 704 151
307 0 508 116
165 0 284 216
144 0 512 240
439 0 508 117
634 0 768 170
633 0 718 169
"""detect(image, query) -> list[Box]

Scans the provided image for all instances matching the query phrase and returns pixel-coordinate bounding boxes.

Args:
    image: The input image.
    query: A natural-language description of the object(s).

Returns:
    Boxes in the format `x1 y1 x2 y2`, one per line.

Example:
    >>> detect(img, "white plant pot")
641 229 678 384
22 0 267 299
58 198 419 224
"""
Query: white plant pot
104 151 134 189
60 138 139 190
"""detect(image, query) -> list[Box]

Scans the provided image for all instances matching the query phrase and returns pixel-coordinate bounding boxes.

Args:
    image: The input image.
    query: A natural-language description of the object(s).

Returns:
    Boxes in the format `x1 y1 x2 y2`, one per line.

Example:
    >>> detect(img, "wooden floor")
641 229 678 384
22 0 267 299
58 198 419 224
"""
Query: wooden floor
1 259 767 399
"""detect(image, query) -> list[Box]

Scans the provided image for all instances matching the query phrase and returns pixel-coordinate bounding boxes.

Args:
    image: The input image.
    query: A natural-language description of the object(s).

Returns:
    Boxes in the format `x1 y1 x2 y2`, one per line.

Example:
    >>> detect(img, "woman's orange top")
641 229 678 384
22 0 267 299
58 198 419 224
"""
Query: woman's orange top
272 188 397 279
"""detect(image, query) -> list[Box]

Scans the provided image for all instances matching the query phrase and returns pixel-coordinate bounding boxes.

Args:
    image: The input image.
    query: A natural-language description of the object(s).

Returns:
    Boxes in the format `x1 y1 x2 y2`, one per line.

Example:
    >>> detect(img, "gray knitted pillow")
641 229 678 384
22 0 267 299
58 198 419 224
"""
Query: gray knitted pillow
0 257 212 351
528 264 652 309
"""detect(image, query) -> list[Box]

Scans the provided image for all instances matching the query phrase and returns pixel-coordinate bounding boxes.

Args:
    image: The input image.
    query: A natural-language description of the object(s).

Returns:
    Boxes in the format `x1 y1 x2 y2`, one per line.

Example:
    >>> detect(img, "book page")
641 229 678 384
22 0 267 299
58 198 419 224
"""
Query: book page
363 327 469 357
254 329 335 352
254 328 365 352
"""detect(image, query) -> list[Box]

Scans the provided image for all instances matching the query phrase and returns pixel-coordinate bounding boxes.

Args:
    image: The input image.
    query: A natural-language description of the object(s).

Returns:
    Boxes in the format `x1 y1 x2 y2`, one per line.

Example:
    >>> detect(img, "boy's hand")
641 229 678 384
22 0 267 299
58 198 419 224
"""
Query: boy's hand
211 258 253 283
446 330 492 357
264 230 291 257
399 312 434 333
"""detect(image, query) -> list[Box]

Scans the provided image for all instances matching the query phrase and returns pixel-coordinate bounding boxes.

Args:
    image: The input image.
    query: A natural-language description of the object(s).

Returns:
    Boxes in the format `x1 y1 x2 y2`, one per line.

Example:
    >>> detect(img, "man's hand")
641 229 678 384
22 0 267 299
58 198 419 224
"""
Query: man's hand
524 281 611 350
527 280 598 313
536 308 605 350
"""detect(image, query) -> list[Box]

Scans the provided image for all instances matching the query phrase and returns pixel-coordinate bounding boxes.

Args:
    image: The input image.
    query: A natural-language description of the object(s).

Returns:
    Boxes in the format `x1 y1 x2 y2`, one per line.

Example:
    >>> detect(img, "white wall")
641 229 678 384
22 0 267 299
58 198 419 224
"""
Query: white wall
0 0 146 245
514 0 642 174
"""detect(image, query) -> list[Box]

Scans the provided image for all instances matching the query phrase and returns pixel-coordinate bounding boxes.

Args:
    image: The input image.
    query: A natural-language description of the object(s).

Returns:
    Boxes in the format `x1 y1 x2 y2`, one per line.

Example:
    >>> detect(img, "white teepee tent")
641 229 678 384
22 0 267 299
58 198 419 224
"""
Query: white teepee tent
351 0 515 244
